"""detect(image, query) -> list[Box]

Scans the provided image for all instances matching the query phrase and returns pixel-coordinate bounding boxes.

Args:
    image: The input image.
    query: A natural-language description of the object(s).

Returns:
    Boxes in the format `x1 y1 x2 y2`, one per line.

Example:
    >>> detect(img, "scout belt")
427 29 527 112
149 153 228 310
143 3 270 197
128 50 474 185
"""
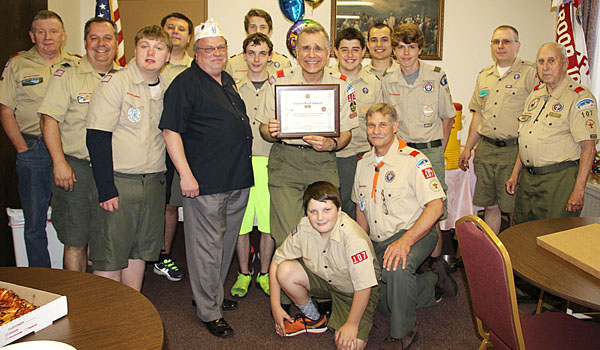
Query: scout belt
406 139 442 149
524 160 579 175
482 135 518 147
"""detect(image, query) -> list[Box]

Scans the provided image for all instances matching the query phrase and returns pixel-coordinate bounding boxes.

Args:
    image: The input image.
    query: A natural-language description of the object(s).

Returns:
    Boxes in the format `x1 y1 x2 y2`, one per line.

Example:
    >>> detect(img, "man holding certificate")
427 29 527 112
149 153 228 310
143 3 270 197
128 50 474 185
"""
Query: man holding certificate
257 24 358 248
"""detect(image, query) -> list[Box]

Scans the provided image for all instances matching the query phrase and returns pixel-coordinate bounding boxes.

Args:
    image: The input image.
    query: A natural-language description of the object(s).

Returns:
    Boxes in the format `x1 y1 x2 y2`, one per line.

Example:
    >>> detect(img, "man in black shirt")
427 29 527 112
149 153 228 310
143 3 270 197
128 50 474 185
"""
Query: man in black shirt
159 18 253 339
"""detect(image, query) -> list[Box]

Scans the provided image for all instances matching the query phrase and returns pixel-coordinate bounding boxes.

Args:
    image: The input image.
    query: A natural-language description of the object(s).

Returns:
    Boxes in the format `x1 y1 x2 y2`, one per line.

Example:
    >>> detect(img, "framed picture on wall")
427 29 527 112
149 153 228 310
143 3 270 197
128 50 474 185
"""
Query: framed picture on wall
331 0 444 60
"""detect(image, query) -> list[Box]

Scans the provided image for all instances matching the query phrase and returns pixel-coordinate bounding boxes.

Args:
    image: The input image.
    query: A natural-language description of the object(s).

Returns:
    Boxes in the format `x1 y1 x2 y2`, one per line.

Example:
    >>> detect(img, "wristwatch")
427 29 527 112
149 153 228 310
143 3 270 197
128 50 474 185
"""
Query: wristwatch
331 138 338 151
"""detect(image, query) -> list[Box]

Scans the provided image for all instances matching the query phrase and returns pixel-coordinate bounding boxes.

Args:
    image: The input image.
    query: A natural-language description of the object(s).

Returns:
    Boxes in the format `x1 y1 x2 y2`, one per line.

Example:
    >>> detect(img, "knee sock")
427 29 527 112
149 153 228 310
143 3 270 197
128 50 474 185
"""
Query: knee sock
296 299 320 321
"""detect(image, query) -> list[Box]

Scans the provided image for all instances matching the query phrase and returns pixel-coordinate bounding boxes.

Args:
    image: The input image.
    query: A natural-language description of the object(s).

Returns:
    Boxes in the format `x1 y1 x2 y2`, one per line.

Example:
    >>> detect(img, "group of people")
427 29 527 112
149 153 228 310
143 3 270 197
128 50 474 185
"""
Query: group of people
0 6 597 350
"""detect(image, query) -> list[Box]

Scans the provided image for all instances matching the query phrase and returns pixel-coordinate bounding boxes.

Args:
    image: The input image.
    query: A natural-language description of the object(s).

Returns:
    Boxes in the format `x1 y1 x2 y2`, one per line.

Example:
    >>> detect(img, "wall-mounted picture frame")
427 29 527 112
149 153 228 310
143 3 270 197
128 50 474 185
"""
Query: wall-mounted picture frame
331 0 444 60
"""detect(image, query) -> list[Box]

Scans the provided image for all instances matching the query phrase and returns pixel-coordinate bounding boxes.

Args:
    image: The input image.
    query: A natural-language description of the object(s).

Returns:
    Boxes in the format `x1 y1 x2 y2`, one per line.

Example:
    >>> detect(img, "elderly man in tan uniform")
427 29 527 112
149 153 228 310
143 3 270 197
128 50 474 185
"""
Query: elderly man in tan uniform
332 27 382 220
225 8 290 81
506 42 598 224
38 17 119 272
0 10 79 267
257 24 358 248
86 25 171 291
352 103 455 350
458 25 537 234
364 23 399 79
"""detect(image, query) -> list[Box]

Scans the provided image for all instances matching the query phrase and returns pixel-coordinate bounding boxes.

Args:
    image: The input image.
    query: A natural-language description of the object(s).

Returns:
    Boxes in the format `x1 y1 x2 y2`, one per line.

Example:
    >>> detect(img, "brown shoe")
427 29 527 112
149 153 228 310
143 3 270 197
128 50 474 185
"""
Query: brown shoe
381 327 419 350
431 257 458 298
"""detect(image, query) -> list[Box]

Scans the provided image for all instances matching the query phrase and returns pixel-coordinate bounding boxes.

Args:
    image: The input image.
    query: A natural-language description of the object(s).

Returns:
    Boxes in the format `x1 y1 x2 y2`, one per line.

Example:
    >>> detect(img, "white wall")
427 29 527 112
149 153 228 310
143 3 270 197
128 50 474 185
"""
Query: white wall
48 0 96 55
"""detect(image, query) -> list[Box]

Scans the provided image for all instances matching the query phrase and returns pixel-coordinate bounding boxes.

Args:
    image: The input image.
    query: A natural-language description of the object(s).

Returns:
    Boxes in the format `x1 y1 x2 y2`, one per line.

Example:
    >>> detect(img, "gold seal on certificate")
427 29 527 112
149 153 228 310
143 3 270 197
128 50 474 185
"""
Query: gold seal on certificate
275 84 340 138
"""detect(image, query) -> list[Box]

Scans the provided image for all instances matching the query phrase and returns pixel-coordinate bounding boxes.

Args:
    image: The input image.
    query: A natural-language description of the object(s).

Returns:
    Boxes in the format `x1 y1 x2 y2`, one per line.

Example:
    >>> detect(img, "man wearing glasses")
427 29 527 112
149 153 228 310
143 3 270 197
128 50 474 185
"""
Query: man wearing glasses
159 19 253 339
459 25 537 234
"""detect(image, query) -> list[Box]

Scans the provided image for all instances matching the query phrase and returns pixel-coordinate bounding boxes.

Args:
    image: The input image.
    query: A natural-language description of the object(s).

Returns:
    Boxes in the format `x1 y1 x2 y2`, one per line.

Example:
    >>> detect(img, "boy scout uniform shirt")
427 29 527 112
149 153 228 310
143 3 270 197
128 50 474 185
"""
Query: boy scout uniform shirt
235 75 272 157
364 60 399 79
273 211 380 294
225 51 291 82
382 61 456 142
0 47 80 135
518 77 598 167
87 61 168 174
351 137 446 242
161 52 193 83
257 66 359 146
330 65 382 158
469 59 537 140
38 56 119 161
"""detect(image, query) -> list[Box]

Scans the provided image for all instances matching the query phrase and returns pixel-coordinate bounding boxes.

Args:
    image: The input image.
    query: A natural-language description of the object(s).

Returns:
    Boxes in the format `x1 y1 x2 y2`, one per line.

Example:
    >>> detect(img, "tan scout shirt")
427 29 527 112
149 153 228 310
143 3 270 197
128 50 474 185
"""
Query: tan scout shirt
382 61 456 142
38 56 119 160
161 52 193 83
364 60 399 80
352 137 446 242
87 61 168 174
331 65 382 158
469 58 537 140
225 51 291 82
518 77 598 167
0 47 79 135
257 66 359 146
235 75 272 157
273 212 380 294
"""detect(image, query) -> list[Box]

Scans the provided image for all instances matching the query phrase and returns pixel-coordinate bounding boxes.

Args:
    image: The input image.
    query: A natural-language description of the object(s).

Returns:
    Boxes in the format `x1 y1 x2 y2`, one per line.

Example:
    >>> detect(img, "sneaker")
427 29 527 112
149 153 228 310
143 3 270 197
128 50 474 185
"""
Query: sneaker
231 271 252 298
256 272 270 296
153 257 185 281
283 314 328 337
431 257 458 298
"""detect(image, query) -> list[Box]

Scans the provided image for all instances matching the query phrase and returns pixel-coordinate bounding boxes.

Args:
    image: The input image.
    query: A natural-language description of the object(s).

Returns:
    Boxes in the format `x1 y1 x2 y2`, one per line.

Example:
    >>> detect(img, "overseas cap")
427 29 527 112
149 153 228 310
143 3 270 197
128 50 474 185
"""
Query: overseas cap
194 18 225 42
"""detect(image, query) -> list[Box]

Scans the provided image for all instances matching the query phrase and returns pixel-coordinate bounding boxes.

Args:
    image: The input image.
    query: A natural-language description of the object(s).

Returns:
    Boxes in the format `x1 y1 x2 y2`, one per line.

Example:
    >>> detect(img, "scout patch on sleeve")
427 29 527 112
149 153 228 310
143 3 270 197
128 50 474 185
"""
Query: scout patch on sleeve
415 158 430 170
422 167 435 179
351 250 369 264
429 179 441 192
586 119 596 131
440 74 448 86
576 98 595 110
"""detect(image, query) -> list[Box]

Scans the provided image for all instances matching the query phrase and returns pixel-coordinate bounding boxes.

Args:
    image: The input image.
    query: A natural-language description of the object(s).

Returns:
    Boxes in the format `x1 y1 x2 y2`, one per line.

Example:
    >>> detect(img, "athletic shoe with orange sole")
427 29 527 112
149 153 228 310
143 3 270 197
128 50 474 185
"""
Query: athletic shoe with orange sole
283 314 328 337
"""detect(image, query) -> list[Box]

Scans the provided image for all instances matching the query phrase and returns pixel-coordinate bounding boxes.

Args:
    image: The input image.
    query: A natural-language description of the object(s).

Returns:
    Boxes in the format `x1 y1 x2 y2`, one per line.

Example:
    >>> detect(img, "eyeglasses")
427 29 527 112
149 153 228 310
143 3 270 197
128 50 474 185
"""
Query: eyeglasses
491 39 517 46
197 45 227 54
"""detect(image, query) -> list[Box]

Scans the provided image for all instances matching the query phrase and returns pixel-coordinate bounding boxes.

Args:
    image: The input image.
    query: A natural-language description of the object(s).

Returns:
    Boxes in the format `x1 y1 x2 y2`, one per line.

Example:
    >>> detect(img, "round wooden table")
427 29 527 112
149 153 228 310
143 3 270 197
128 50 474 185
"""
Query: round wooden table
0 267 163 350
499 217 600 310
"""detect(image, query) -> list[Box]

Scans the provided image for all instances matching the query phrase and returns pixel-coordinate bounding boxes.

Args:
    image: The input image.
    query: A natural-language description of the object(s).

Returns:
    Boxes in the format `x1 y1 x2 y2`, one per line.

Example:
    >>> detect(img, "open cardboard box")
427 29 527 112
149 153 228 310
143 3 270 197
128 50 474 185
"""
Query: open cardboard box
0 281 68 347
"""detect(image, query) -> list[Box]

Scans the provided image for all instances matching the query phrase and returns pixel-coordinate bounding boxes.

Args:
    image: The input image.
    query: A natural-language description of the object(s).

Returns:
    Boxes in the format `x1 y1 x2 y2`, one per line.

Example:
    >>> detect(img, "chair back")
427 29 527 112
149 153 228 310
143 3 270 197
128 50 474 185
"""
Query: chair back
456 215 525 349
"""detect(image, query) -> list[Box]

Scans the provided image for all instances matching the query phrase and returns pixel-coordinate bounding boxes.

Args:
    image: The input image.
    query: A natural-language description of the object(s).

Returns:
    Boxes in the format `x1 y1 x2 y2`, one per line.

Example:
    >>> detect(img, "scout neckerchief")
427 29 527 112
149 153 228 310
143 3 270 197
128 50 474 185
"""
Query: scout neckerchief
371 137 407 203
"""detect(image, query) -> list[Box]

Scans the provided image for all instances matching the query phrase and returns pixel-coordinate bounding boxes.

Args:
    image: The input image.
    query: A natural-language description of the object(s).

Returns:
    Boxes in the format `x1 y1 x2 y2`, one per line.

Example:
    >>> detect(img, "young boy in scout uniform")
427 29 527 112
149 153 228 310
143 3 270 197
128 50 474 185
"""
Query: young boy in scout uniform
38 17 119 272
86 25 172 291
230 33 276 298
332 27 382 220
270 181 380 350
225 8 291 82
0 10 79 267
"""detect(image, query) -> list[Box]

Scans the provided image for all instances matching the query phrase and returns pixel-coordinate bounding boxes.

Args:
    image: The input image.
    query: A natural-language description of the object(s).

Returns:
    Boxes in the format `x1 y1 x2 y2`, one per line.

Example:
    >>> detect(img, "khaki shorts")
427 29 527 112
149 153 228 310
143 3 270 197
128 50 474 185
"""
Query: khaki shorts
472 141 518 212
90 172 166 271
168 171 183 207
240 156 271 235
50 156 100 247
301 260 379 341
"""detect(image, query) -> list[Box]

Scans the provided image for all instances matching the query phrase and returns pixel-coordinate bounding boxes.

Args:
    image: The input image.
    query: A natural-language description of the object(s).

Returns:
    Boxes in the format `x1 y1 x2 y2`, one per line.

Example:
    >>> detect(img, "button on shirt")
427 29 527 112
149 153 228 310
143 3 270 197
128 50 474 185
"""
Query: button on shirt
159 61 254 195
225 51 291 82
272 212 380 294
469 59 537 140
0 47 80 135
382 61 456 142
235 75 272 157
518 77 598 167
38 56 119 160
87 61 168 174
352 137 446 242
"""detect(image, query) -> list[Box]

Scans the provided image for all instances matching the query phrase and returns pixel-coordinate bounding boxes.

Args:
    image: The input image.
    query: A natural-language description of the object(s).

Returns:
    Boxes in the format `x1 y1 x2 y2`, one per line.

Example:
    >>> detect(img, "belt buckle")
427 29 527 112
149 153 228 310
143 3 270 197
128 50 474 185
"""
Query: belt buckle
526 167 535 175
495 140 506 147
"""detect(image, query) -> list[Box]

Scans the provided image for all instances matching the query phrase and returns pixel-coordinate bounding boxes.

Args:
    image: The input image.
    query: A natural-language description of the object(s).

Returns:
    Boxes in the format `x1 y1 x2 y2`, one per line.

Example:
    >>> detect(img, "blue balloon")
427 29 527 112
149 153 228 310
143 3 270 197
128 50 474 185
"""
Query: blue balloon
279 0 304 23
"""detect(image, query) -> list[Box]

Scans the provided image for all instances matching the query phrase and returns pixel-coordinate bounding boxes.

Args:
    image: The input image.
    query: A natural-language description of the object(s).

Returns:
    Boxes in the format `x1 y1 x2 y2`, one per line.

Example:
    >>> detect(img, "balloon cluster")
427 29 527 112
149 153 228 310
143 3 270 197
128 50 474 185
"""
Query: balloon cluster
279 0 324 58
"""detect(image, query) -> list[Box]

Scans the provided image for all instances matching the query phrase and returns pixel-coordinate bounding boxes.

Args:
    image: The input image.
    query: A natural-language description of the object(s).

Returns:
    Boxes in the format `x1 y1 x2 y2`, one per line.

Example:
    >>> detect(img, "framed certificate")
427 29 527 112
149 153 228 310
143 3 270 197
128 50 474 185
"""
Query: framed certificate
275 84 340 138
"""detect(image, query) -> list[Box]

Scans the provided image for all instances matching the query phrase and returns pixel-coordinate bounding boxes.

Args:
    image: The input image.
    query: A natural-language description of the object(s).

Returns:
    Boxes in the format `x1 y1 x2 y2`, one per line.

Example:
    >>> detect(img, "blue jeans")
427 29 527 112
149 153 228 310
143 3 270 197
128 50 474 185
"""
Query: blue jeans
16 134 52 267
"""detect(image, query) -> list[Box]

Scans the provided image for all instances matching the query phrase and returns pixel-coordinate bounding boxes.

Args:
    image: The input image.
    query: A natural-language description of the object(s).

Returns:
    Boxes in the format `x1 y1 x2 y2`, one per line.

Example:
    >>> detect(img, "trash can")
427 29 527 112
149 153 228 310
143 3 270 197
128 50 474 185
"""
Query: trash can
6 207 64 269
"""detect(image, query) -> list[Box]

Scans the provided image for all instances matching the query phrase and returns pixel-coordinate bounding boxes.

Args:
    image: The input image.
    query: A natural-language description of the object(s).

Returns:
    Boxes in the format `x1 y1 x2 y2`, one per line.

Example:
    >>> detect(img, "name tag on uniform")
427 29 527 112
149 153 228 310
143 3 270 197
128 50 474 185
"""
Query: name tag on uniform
548 112 562 118
22 76 43 86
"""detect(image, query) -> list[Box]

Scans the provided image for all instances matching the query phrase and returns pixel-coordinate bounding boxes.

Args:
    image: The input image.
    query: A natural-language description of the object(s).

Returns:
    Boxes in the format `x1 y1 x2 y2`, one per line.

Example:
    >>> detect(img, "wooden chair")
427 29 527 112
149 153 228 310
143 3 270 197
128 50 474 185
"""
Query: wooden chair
455 215 600 350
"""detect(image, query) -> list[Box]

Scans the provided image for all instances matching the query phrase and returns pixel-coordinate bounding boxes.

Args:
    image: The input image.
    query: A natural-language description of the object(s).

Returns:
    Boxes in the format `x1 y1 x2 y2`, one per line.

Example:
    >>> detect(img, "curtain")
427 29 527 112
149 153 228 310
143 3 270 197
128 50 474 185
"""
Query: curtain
581 0 599 71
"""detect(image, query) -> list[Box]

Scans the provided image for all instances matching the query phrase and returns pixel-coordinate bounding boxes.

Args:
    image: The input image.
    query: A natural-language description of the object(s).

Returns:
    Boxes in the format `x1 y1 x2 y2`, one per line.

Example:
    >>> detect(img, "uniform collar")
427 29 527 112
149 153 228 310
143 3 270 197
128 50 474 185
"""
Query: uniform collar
78 55 121 75
168 52 193 67
490 57 523 78
23 46 77 65
306 212 345 243
366 137 408 166
547 76 571 99
331 64 371 83
235 73 268 91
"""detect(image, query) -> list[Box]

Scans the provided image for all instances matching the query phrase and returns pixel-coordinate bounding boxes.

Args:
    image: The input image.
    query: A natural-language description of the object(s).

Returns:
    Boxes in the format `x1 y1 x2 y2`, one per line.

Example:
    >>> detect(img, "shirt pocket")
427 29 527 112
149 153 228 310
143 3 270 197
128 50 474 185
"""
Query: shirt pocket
419 96 438 123
120 95 145 130
17 68 46 102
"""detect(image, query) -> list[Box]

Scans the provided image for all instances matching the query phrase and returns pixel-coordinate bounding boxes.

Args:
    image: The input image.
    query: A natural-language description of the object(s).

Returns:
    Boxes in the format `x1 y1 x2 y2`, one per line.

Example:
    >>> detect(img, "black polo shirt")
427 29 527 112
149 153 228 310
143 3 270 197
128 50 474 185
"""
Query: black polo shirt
159 61 253 195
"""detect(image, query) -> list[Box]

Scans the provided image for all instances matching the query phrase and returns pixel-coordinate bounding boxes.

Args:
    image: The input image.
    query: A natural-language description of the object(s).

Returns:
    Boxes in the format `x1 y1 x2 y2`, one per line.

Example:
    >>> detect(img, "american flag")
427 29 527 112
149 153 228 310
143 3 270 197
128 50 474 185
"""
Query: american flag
96 0 126 67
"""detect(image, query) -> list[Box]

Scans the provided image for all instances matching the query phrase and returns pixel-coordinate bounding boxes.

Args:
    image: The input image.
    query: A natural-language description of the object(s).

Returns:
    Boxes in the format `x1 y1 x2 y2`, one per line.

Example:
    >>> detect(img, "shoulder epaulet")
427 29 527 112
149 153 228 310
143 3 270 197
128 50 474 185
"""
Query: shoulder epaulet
433 66 441 73
533 82 543 91
61 62 71 68
277 69 285 78
480 64 494 74
409 150 420 157
339 74 348 81
11 52 21 58
574 86 585 94
74 53 82 59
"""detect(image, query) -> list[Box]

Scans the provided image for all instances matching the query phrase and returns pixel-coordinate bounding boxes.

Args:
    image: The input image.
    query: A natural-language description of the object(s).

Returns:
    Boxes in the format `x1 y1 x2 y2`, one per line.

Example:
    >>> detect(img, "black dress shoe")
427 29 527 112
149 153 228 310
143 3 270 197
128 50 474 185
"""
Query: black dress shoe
221 298 238 311
203 318 234 338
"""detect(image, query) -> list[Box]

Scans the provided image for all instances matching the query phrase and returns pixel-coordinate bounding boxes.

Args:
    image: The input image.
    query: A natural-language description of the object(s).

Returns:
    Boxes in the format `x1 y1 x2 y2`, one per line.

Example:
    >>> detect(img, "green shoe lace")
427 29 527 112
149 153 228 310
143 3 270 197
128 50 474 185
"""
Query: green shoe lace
256 272 270 296
231 271 252 297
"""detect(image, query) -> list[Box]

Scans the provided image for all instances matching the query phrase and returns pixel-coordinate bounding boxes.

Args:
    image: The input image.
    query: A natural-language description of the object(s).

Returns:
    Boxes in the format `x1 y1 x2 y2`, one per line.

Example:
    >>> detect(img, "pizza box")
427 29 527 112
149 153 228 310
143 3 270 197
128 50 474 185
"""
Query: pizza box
0 281 68 347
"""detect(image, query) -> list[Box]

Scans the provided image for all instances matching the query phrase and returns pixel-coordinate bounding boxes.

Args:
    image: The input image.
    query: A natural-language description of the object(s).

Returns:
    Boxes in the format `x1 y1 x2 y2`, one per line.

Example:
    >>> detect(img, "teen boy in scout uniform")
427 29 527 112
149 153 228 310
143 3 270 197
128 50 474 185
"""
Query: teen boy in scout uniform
38 17 119 272
364 23 399 79
86 25 172 291
352 103 456 350
225 8 291 82
332 27 382 220
506 42 598 224
458 25 537 234
230 33 275 298
270 181 380 350
0 10 79 267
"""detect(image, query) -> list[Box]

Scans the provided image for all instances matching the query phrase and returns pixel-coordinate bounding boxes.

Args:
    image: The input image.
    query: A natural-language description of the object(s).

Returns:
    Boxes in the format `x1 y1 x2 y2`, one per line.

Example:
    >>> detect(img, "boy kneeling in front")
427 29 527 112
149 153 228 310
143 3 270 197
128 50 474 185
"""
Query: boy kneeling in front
270 181 380 349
